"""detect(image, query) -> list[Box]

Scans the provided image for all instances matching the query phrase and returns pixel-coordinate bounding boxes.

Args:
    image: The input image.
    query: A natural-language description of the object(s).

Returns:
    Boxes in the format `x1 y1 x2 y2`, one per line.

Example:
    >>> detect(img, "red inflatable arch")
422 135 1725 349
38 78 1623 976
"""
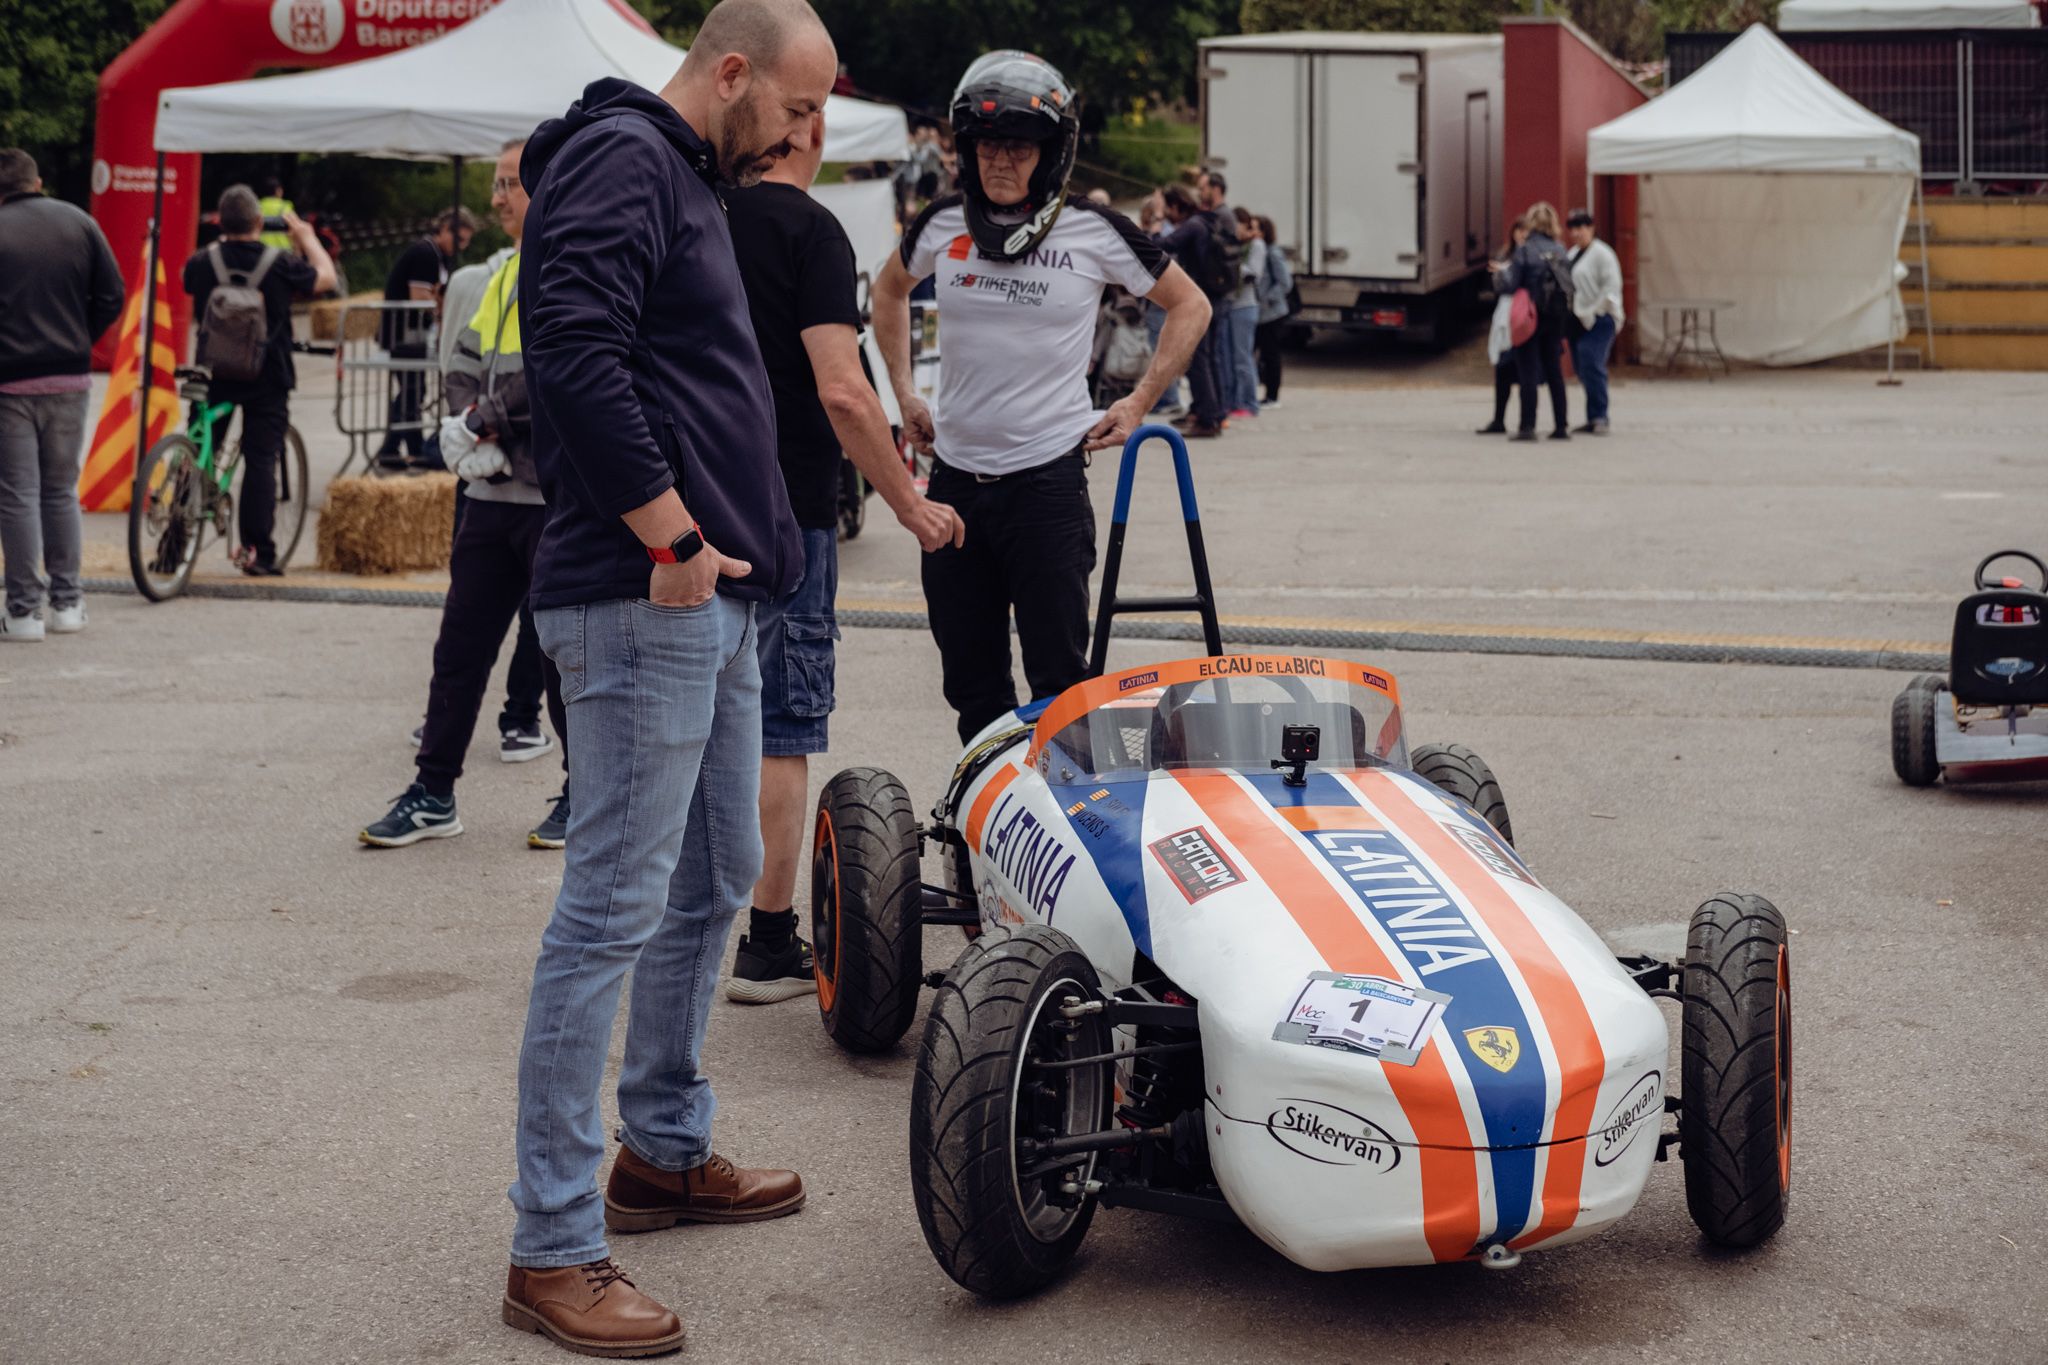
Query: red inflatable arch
89 0 506 366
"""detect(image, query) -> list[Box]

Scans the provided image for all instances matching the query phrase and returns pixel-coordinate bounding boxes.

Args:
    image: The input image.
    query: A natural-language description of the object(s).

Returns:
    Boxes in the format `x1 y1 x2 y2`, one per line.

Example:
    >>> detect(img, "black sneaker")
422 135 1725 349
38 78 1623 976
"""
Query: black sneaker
500 724 554 764
528 791 571 850
725 933 816 1005
359 783 462 848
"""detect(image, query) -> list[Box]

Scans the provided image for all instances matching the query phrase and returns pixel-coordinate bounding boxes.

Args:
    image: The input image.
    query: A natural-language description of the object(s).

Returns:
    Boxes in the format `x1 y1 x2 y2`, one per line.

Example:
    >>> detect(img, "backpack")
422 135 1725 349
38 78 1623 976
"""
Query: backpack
1532 241 1576 320
1197 210 1243 300
196 242 279 384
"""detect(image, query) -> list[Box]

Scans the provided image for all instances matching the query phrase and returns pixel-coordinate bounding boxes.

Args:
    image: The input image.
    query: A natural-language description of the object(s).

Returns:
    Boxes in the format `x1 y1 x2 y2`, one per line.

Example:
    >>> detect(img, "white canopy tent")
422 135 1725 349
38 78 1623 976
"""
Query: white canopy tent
1587 24 1927 367
1780 0 2038 30
133 0 912 457
153 0 909 161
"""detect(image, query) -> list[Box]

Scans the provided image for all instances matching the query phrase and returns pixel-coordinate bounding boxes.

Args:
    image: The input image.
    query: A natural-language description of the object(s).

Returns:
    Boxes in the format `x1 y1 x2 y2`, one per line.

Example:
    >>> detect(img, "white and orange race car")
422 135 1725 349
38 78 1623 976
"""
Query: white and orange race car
808 427 1792 1297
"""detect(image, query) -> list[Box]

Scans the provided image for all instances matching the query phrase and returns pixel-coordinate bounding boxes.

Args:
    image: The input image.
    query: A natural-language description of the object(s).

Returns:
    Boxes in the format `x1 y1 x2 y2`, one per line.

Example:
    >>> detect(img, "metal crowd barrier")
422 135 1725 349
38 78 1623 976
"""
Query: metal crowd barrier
333 299 444 478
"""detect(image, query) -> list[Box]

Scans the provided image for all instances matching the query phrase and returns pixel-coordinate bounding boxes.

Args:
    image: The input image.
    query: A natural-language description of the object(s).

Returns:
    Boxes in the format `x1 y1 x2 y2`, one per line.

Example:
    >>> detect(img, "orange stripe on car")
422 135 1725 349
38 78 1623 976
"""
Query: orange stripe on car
1276 806 1383 832
1354 770 1608 1251
1172 768 1481 1264
963 763 1021 850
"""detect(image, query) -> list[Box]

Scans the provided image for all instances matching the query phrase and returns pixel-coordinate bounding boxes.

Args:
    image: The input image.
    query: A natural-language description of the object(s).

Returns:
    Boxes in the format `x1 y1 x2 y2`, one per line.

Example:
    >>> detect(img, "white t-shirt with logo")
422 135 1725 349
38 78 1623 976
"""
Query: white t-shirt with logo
901 195 1168 476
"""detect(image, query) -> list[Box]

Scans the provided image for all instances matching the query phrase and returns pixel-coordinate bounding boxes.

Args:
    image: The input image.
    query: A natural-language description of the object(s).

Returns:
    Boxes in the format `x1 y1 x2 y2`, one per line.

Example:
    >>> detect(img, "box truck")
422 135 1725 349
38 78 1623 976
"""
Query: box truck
1198 32 1504 344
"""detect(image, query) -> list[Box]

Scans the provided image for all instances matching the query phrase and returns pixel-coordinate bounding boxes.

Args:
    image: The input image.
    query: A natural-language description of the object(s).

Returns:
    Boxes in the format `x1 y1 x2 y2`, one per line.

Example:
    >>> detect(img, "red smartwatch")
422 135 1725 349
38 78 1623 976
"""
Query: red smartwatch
646 525 706 565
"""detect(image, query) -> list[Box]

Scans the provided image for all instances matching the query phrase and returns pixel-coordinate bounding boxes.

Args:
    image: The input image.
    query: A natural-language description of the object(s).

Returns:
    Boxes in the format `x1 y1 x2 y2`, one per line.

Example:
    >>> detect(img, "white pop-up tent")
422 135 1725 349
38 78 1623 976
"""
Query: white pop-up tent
153 0 909 161
133 0 911 460
1587 24 1926 367
1780 0 2039 29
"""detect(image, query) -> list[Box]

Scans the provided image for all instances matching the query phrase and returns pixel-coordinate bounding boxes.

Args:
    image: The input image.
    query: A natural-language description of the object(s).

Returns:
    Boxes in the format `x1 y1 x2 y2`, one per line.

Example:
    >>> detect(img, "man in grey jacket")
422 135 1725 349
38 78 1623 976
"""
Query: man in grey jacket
0 149 125 641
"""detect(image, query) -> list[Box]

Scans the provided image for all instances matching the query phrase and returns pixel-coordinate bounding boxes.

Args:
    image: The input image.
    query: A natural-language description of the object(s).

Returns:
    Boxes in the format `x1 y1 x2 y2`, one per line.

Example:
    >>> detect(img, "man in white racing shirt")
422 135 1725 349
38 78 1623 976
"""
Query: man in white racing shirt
873 50 1210 744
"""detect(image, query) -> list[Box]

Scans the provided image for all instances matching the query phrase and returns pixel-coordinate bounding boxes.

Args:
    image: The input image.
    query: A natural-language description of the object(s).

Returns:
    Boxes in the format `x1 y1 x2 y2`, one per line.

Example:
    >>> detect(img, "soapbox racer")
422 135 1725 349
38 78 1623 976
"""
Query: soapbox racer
809 427 1793 1295
1892 550 2048 786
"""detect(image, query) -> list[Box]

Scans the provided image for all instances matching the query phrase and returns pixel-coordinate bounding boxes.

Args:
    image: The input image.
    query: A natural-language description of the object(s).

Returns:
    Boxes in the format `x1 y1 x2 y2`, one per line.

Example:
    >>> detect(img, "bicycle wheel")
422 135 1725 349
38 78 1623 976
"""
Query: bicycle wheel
129 434 206 602
273 426 312 569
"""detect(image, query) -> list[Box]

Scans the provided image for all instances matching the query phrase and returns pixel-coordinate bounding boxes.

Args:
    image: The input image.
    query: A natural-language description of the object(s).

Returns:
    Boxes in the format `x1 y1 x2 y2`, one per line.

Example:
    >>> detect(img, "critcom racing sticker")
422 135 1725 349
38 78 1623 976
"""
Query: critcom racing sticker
1149 826 1243 903
1272 972 1449 1066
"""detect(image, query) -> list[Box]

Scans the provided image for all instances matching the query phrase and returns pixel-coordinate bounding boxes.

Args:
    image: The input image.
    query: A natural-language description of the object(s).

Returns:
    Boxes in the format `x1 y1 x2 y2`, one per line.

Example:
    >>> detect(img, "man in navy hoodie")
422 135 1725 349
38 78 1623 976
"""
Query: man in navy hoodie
500 1 834 1354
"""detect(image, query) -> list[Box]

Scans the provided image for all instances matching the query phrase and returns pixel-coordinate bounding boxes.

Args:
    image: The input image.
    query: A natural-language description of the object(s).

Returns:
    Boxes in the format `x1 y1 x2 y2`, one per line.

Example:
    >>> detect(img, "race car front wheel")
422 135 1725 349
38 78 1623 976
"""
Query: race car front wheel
1890 674 1944 787
1409 743 1514 845
811 767 924 1053
1681 893 1790 1248
911 924 1111 1298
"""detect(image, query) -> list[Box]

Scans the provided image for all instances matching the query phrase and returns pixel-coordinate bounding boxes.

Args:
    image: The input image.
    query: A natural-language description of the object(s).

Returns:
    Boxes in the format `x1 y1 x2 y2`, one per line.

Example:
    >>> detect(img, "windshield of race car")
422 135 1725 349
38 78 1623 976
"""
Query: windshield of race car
1036 669 1407 783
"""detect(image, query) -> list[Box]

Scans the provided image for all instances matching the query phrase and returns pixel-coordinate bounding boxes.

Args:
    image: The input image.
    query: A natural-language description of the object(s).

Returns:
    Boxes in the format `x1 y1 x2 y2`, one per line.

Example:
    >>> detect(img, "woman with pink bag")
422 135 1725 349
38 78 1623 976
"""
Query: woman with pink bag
1477 216 1529 435
1491 200 1575 442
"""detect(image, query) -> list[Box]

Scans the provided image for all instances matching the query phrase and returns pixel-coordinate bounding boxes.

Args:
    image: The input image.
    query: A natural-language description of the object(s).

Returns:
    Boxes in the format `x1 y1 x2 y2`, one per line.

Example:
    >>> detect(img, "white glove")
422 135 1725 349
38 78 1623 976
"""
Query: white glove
455 441 509 483
438 413 478 466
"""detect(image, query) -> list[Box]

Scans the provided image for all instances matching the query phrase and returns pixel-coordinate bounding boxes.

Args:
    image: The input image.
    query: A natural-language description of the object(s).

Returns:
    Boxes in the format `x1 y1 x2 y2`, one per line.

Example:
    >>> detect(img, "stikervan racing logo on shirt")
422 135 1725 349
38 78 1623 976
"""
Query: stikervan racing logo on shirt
1149 826 1243 903
1264 1099 1401 1171
948 272 1052 307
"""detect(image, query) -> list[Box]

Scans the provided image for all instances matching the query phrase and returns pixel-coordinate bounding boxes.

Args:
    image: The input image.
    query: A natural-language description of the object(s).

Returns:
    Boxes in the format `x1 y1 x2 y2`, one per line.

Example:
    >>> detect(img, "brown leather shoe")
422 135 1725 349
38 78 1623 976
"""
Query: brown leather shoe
604 1146 805 1232
501 1259 683 1359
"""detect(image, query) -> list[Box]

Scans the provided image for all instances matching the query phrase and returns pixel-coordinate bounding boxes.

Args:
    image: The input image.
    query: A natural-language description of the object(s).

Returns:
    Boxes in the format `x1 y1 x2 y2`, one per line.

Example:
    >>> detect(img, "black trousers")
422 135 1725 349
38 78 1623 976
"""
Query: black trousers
1254 319 1285 402
1514 314 1569 435
377 341 429 459
221 388 289 565
416 499 567 795
1490 353 1520 427
1186 322 1227 427
450 490 547 733
922 451 1097 745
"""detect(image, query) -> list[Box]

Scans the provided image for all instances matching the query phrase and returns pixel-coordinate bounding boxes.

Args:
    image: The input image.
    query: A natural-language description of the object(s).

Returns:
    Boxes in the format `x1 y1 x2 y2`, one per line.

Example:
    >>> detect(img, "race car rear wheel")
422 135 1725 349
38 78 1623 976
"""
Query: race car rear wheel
1890 674 1944 787
1408 743 1514 845
911 924 1111 1298
1681 893 1790 1248
811 767 924 1053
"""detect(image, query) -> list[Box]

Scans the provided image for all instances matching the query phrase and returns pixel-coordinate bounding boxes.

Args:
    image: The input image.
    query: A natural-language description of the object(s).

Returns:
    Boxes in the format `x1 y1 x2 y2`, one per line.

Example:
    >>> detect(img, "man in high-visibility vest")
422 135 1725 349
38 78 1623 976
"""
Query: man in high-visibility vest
359 138 570 852
257 177 296 253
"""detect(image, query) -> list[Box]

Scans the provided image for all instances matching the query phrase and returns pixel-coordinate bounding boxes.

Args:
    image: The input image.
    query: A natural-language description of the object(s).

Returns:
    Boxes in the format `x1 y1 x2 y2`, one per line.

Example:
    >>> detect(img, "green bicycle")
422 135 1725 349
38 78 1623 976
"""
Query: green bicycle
127 365 311 602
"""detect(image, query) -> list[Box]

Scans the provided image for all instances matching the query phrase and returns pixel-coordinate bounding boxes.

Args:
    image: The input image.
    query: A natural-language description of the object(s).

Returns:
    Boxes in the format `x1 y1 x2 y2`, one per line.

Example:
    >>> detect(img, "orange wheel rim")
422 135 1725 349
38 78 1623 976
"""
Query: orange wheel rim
1774 943 1792 1191
813 809 841 1014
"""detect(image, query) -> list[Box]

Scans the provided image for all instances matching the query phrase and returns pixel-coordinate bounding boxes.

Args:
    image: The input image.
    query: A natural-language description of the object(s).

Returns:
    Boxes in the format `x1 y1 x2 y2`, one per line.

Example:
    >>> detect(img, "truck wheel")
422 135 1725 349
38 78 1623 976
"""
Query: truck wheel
911 924 1111 1298
1890 674 1943 787
811 767 924 1053
1681 893 1790 1248
1408 743 1514 845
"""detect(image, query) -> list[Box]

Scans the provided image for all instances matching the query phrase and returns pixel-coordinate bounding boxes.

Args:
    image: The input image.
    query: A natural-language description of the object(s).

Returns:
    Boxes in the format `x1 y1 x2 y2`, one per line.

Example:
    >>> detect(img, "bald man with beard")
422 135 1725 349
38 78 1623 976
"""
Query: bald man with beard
501 1 837 1354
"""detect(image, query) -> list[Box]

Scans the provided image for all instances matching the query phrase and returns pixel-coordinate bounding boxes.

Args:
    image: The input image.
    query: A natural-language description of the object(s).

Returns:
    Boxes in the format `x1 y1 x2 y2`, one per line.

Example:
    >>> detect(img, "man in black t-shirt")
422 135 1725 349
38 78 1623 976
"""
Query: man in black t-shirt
374 208 474 469
722 110 962 1004
181 185 334 575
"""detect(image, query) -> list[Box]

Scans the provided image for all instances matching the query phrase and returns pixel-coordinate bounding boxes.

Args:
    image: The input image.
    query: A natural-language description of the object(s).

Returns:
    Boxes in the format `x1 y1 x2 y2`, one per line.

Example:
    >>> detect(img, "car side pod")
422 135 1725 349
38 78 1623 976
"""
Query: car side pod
1087 422 1224 679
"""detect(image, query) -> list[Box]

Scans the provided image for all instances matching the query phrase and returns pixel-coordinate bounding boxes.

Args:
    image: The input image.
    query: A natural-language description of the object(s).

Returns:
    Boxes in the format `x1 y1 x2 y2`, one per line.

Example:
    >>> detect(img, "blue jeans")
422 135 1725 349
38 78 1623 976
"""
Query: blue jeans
1574 315 1616 424
511 594 764 1267
1227 302 1260 414
756 526 839 757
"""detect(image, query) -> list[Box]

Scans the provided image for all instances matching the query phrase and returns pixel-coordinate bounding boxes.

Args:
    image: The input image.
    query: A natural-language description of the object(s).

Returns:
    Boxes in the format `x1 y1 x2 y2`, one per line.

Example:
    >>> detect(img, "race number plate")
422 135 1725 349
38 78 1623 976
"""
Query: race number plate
1271 972 1449 1066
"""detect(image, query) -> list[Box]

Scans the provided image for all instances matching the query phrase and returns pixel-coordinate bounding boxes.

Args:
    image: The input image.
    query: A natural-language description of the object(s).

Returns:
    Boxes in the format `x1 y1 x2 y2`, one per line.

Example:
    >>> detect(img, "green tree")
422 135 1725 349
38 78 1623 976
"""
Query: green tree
638 0 1240 116
0 0 169 204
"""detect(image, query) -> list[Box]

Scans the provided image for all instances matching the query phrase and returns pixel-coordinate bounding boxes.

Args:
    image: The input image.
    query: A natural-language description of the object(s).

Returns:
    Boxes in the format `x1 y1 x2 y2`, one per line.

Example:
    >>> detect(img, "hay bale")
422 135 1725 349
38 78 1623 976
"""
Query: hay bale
309 292 387 344
317 474 459 575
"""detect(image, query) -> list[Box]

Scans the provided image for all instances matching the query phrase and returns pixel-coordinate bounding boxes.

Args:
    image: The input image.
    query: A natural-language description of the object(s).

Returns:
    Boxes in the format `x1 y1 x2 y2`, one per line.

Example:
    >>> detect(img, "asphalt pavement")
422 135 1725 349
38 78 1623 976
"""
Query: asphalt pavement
9 358 2048 1364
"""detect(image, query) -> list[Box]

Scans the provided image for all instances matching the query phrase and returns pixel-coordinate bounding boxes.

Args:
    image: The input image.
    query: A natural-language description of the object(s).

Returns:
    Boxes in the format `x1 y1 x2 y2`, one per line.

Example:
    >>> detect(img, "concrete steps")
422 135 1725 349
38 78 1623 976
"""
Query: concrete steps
1900 197 2048 370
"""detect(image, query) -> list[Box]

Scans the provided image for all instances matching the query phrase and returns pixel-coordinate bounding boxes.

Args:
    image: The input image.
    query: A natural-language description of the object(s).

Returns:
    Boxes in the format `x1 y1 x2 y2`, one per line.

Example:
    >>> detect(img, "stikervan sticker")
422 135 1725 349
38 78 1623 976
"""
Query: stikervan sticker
1264 1099 1402 1171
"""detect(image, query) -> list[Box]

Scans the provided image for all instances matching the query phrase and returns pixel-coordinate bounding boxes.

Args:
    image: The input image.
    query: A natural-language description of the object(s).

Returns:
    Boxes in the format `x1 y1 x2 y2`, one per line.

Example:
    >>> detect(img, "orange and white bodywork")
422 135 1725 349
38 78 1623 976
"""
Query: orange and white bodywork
948 655 1669 1271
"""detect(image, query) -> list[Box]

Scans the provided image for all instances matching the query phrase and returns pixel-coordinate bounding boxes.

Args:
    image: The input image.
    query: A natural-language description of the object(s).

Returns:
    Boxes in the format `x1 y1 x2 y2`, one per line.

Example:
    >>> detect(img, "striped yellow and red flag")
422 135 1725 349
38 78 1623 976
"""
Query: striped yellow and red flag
78 252 180 512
